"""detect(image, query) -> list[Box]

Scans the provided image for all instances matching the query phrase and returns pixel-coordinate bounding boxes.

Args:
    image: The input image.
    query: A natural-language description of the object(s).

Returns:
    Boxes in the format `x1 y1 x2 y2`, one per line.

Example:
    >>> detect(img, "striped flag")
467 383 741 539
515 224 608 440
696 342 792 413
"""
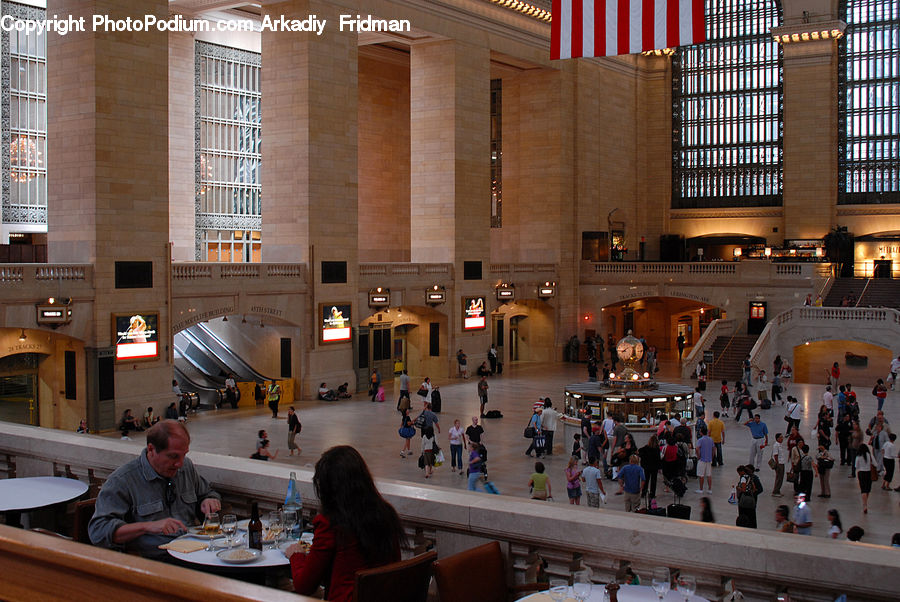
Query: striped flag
551 0 706 59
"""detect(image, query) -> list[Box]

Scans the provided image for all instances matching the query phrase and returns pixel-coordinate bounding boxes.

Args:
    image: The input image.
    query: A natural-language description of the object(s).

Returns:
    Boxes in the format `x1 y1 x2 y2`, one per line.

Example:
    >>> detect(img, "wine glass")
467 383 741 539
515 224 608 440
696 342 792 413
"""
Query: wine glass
282 509 298 541
221 514 237 548
651 568 671 601
548 578 568 602
677 574 696 602
573 570 592 602
203 512 219 551
267 510 283 546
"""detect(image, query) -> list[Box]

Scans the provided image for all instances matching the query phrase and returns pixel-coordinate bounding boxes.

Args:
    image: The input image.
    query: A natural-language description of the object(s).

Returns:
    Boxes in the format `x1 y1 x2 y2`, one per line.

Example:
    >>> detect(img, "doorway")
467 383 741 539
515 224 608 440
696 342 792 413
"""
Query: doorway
874 259 892 278
0 353 40 426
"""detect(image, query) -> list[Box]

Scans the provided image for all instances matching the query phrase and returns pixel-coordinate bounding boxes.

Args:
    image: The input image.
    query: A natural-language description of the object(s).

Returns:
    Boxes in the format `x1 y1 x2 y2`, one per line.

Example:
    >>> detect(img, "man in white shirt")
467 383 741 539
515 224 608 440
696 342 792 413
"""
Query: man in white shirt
541 399 559 455
692 387 704 418
771 432 787 497
822 386 834 416
601 413 615 468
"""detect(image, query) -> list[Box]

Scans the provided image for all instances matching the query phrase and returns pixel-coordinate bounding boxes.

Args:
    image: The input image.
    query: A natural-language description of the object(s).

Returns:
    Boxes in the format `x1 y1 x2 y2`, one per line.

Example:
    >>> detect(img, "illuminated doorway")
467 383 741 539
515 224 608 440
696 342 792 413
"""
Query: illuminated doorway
0 353 40 426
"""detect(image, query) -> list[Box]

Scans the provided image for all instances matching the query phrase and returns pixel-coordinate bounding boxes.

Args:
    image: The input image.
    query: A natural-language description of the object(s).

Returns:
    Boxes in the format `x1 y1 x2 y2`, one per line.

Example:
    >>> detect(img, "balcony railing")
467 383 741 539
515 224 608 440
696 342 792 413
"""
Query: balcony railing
1 423 897 602
581 261 831 286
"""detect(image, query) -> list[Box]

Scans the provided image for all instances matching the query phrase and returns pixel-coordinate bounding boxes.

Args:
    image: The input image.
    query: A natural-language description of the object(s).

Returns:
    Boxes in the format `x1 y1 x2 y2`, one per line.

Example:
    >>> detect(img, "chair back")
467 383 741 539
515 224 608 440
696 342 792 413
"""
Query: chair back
353 550 436 602
433 541 507 602
72 498 96 544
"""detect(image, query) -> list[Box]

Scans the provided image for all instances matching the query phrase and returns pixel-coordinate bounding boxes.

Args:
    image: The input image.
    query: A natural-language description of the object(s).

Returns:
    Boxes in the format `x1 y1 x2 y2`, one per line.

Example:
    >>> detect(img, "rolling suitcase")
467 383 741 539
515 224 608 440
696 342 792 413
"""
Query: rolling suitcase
666 503 692 520
430 389 442 412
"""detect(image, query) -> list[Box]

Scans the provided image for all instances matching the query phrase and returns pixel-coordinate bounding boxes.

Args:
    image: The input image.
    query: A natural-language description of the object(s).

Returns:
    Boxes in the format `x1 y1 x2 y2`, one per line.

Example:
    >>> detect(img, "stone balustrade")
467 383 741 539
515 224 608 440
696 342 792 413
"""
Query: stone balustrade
0 264 94 303
582 261 830 286
681 318 737 380
1 423 896 602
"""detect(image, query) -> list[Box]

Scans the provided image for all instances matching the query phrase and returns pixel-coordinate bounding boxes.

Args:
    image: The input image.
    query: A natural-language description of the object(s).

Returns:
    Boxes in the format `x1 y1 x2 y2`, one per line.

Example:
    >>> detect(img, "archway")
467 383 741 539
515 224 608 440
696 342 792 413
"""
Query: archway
492 299 556 364
358 305 449 386
0 353 42 426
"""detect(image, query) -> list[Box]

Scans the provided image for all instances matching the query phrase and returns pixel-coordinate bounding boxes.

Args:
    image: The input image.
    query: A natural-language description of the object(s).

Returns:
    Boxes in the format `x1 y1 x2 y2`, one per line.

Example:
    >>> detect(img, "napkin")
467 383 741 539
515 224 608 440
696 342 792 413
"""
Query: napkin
159 538 208 553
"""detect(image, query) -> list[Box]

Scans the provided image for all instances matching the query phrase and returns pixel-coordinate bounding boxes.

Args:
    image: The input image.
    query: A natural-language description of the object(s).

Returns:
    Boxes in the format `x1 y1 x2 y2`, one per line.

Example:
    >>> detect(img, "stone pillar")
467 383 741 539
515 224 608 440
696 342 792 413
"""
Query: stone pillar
261 0 359 394
781 38 840 239
46 0 172 415
410 40 490 267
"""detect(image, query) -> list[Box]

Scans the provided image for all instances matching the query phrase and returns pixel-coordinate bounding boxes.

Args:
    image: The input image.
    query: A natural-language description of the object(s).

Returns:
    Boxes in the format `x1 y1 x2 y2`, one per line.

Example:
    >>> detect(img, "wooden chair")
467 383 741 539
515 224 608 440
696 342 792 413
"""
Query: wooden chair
353 549 436 602
433 541 542 602
29 498 95 544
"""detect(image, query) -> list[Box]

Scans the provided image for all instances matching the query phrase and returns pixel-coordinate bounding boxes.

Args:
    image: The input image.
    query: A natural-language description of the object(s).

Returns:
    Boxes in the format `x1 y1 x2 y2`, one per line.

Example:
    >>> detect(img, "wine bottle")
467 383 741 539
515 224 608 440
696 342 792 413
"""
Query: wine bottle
248 501 263 550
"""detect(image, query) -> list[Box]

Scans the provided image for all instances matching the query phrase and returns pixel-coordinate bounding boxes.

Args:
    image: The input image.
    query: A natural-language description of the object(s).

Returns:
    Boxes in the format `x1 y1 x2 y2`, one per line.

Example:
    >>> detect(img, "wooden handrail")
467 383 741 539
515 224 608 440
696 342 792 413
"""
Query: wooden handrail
0 524 312 602
856 278 872 307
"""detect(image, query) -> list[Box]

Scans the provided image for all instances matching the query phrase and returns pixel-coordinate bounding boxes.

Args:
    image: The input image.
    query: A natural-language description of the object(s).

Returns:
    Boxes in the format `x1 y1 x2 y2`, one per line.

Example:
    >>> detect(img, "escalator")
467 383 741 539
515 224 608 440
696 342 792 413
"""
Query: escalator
172 324 273 409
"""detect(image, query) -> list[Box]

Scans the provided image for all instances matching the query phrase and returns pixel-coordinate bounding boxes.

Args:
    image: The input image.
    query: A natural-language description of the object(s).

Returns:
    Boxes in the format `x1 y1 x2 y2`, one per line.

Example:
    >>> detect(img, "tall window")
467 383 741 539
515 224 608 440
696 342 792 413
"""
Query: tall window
490 79 502 228
672 0 783 208
838 0 900 204
196 42 261 262
2 2 47 228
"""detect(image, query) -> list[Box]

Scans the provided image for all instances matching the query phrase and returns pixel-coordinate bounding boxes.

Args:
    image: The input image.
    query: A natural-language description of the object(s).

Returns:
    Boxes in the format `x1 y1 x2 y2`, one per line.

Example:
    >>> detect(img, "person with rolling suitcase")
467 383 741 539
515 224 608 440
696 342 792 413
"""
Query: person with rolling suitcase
615 454 645 512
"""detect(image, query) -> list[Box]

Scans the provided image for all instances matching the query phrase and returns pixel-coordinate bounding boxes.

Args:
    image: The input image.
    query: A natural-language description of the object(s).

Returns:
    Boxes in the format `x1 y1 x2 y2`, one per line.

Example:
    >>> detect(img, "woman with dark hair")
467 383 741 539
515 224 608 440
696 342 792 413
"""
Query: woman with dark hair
287 446 404 601
827 509 843 539
855 443 873 513
699 497 714 523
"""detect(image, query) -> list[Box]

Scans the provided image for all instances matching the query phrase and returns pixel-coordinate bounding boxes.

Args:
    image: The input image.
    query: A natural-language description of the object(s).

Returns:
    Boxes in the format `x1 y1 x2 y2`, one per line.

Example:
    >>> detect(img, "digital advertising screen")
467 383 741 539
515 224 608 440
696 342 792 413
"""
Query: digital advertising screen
321 303 351 343
462 296 486 331
113 312 159 360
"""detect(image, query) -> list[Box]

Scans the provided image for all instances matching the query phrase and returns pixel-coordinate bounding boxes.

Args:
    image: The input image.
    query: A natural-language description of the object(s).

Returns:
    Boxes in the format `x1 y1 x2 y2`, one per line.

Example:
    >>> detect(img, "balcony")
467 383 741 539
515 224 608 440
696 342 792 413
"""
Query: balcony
580 261 831 287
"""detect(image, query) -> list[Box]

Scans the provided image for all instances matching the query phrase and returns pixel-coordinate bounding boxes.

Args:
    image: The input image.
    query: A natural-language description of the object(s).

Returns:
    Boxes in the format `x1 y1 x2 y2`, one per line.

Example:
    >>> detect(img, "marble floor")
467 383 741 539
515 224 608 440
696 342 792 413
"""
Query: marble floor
110 353 900 546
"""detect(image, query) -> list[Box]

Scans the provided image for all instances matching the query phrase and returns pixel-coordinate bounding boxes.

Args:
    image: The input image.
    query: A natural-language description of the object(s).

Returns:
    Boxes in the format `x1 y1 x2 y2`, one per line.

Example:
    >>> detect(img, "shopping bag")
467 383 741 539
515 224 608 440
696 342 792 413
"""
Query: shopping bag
435 450 445 467
375 386 385 402
727 486 737 505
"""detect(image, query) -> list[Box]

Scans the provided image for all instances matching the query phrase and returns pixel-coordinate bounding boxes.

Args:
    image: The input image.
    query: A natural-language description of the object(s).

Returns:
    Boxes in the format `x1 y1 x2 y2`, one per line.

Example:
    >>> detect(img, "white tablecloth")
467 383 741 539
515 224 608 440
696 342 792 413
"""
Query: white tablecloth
518 583 707 602
168 543 290 568
0 476 88 511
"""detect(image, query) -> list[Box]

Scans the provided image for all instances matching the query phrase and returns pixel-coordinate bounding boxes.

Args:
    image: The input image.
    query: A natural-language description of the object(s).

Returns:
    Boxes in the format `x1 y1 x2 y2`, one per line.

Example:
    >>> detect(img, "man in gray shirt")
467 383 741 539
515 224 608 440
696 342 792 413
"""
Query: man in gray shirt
89 420 221 560
398 369 410 406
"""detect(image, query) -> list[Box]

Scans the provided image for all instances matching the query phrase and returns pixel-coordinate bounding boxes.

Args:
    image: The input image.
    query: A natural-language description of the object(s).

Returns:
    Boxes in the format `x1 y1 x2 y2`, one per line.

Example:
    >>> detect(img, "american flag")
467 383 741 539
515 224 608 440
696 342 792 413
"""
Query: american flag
551 0 706 59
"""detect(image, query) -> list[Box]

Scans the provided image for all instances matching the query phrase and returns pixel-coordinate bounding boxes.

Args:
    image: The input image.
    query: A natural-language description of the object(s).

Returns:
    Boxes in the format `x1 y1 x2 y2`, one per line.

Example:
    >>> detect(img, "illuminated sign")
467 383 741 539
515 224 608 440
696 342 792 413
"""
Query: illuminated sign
368 288 390 308
462 296 486 330
37 304 72 324
113 313 159 360
321 303 351 343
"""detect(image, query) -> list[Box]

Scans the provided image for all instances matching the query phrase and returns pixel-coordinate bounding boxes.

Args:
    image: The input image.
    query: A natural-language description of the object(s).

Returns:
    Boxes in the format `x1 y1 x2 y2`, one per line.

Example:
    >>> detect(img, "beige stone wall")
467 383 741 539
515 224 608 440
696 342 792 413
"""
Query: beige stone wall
358 46 410 262
168 31 195 262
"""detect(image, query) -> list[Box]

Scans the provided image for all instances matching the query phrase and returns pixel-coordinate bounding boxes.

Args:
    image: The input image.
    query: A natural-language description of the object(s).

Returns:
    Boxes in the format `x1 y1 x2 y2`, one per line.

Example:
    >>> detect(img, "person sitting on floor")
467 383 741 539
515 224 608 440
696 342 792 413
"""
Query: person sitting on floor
336 382 353 398
318 383 338 401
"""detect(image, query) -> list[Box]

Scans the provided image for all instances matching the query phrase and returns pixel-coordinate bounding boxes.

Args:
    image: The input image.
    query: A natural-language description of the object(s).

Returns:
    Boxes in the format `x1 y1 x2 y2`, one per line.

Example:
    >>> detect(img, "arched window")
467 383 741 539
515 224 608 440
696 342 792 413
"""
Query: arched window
838 0 900 204
672 0 783 208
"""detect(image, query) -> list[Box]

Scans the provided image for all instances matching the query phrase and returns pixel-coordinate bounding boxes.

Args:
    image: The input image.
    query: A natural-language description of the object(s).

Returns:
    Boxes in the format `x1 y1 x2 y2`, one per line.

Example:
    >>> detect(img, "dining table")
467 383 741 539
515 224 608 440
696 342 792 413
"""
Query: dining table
0 476 89 512
516 583 708 602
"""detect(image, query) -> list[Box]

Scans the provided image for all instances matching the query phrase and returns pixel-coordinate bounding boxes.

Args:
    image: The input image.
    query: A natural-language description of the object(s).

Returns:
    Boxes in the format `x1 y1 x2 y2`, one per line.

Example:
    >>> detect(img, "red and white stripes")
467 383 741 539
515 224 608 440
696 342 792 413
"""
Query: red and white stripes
551 0 706 59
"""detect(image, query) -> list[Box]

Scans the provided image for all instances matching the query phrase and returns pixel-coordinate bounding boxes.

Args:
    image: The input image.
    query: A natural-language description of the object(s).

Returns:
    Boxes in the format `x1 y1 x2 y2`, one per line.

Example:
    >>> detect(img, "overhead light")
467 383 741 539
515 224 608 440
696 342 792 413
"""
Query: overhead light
764 247 772 257
18 329 26 342
426 285 446 305
241 315 247 324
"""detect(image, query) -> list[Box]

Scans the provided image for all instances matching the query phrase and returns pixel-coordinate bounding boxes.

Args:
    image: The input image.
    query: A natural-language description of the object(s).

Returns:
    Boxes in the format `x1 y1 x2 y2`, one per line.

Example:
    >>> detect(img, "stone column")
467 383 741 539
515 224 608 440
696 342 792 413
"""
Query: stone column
47 0 171 418
781 38 840 239
261 0 359 394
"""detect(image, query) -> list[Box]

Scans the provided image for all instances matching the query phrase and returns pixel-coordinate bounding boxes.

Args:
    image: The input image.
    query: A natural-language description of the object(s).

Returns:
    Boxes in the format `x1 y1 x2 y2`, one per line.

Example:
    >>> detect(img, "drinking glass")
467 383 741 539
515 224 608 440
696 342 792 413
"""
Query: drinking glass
548 579 568 602
282 509 299 540
651 568 670 601
267 510 284 545
203 512 220 551
221 514 237 548
677 575 696 602
573 570 592 602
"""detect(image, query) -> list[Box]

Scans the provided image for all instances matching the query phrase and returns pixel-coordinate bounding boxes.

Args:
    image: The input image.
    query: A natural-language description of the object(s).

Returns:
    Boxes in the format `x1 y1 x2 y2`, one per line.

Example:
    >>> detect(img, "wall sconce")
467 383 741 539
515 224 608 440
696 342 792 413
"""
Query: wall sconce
18 329 27 342
496 283 515 302
425 285 446 305
764 247 772 257
368 287 390 308
733 248 742 258
538 281 556 299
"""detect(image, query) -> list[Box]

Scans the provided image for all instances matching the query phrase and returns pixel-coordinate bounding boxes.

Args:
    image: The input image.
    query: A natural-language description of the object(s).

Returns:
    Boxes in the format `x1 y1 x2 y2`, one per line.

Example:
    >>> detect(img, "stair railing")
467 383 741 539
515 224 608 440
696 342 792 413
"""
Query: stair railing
855 278 872 307
709 324 749 378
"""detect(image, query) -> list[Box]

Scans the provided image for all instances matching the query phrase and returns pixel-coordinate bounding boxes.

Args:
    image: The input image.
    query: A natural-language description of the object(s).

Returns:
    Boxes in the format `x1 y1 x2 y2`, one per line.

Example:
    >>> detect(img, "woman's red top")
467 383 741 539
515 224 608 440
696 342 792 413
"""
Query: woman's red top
291 514 398 602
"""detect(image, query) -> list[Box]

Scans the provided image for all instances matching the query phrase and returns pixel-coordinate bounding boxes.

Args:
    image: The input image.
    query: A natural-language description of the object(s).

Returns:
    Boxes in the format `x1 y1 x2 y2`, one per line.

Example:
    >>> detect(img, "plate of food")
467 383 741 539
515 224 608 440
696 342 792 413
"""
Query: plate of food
216 548 262 564
279 539 312 558
184 525 224 540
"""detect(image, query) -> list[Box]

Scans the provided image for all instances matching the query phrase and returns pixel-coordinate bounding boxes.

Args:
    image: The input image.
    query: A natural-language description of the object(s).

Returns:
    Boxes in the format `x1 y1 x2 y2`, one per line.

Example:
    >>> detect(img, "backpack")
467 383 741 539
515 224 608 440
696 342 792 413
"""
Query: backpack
663 444 678 462
414 412 426 429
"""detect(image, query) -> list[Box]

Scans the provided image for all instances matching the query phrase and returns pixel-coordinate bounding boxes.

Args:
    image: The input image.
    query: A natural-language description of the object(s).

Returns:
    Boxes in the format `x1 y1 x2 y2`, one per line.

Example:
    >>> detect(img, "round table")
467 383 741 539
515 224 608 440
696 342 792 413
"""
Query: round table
517 583 708 602
0 476 89 512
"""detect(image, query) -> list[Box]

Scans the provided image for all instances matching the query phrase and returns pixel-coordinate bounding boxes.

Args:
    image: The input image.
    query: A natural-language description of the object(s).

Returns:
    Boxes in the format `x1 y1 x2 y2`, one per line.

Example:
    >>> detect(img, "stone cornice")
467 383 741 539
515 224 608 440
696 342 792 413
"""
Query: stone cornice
837 205 900 217
670 208 783 220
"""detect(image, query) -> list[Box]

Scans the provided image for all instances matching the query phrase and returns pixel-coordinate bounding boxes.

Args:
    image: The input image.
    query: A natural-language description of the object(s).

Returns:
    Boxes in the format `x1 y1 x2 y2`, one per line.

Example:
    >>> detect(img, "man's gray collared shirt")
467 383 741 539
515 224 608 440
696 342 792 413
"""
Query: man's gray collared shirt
88 448 219 559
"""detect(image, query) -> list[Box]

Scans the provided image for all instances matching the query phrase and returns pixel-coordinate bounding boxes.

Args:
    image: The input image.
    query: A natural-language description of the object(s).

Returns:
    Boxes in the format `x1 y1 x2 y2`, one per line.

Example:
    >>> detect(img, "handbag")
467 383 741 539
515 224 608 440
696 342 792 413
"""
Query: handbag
818 458 835 471
399 426 416 439
434 450 445 467
417 454 425 469
870 466 879 482
727 486 737 505
786 470 795 483
524 426 536 439
768 457 777 470
416 386 428 397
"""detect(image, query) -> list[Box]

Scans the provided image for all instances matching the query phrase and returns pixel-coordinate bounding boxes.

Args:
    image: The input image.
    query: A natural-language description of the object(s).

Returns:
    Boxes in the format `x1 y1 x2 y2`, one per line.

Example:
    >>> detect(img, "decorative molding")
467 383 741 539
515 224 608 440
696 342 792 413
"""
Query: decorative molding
670 208 783 219
2 204 46 224
196 212 262 231
837 206 900 216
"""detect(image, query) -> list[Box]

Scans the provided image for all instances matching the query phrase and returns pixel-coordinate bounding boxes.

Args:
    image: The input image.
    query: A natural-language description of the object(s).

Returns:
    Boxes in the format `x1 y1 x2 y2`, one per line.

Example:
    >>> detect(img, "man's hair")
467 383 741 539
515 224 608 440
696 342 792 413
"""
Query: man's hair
258 429 265 438
629 454 640 464
146 420 189 451
713 411 720 418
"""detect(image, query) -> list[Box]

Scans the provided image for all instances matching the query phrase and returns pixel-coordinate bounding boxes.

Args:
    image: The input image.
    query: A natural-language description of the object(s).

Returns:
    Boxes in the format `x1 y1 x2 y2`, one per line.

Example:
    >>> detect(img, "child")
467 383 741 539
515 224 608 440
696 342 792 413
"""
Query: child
572 433 584 463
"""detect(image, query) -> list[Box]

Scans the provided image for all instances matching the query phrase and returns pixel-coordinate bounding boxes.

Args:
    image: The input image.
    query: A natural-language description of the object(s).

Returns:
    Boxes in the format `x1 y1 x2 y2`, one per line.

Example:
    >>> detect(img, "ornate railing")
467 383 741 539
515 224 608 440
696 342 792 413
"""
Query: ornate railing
1 423 897 602
582 261 829 287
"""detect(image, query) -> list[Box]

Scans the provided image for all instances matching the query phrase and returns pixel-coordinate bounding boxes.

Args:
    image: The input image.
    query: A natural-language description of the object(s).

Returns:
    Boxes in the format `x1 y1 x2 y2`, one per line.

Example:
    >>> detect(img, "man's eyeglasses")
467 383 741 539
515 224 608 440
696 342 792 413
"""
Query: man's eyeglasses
165 480 176 506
